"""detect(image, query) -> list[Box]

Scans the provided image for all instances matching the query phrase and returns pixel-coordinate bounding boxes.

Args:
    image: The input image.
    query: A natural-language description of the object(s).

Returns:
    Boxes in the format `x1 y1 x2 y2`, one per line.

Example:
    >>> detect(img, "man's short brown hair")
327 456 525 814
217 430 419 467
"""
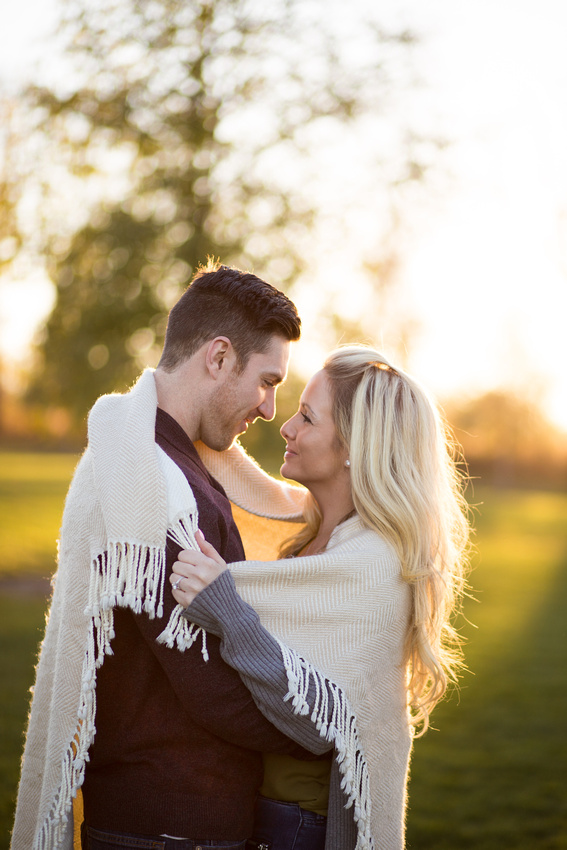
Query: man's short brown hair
158 261 301 371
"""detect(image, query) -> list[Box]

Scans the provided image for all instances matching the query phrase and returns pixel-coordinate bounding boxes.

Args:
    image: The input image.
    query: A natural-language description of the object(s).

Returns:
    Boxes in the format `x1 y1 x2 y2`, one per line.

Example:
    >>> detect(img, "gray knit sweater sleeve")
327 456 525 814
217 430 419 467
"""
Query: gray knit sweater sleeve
182 570 357 850
183 570 330 753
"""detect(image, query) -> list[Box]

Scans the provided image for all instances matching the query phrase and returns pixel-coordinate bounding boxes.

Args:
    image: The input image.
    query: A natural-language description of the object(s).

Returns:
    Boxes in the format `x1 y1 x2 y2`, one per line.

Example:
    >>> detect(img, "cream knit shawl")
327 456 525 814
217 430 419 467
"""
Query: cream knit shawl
197 445 413 850
12 369 412 850
11 371 204 850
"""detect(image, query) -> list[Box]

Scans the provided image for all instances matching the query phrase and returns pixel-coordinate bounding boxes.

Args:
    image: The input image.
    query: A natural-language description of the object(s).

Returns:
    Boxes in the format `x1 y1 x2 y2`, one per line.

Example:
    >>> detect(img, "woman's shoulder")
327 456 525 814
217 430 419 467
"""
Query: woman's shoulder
325 516 406 597
328 515 398 561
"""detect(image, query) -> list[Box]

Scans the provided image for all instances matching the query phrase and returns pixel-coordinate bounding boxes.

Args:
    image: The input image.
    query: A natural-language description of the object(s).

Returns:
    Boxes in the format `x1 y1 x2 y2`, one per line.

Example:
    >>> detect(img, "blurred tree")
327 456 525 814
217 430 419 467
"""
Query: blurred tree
0 104 23 275
447 390 567 489
0 101 25 437
10 0 428 426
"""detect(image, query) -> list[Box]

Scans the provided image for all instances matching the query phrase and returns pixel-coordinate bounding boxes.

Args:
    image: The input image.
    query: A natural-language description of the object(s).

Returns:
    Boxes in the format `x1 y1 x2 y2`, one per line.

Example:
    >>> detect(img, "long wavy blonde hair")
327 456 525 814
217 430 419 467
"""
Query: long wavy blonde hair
280 345 471 732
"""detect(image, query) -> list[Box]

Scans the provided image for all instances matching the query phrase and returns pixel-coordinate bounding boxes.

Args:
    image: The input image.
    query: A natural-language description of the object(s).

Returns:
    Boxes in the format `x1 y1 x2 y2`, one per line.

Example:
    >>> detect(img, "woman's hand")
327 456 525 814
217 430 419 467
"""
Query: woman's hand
170 530 228 606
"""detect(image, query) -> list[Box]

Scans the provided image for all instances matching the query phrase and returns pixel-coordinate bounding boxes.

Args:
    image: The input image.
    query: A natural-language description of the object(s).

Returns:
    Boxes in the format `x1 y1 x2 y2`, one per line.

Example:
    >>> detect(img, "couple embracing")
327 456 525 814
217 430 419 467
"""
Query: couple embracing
12 261 470 850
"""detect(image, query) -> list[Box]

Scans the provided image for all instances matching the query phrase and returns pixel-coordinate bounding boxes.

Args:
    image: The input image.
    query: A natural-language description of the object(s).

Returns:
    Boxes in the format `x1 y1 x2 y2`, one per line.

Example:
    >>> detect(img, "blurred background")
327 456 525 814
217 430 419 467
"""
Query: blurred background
0 0 566 847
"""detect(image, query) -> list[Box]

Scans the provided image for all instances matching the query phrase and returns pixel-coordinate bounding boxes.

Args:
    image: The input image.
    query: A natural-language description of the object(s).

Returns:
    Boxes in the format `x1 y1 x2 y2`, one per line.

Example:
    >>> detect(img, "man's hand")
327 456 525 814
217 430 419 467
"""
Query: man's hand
170 530 228 606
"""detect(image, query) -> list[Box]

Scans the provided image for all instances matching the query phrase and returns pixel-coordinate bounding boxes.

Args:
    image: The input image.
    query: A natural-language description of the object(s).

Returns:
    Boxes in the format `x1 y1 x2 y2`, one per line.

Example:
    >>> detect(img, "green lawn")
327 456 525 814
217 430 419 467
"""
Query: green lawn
0 595 48 844
406 488 567 849
0 452 79 578
0 454 566 848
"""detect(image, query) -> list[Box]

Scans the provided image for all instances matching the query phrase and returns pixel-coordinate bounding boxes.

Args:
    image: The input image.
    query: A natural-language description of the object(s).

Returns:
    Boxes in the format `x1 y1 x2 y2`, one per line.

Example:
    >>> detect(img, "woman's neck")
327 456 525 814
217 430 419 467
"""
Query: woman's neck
304 484 355 555
314 478 354 526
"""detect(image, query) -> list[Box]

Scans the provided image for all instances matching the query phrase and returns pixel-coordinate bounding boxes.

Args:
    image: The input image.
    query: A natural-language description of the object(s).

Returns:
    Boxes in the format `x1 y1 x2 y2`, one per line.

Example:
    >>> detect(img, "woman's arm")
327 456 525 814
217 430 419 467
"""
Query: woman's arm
181 568 333 755
185 575 358 849
171 539 364 849
170 536 332 754
195 440 307 520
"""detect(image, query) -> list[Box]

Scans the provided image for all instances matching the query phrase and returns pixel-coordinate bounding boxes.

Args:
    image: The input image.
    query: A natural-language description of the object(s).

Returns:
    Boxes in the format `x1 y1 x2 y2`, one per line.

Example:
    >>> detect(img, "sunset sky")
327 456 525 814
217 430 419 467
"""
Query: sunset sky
1 0 566 430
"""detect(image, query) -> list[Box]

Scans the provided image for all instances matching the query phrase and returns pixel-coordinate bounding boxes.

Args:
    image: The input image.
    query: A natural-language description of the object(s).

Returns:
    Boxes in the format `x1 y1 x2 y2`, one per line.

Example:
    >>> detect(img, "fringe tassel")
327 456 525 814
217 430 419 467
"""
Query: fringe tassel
34 618 99 850
157 514 208 655
86 542 167 622
35 510 207 849
278 640 375 850
156 607 208 659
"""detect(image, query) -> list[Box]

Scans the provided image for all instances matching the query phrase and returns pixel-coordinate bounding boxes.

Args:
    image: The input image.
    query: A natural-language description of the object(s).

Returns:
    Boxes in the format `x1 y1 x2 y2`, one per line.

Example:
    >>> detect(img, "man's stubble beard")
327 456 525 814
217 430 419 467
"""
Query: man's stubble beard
201 382 243 453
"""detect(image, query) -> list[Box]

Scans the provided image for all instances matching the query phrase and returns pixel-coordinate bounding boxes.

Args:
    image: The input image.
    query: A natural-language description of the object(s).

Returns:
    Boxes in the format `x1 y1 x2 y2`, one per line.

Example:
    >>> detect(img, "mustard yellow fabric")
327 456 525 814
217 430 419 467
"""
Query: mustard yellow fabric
261 752 333 817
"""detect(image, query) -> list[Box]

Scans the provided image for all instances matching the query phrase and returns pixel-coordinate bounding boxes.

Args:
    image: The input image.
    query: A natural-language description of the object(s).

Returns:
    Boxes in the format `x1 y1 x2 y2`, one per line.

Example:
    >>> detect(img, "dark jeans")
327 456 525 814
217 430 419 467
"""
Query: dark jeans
82 825 247 850
247 796 327 850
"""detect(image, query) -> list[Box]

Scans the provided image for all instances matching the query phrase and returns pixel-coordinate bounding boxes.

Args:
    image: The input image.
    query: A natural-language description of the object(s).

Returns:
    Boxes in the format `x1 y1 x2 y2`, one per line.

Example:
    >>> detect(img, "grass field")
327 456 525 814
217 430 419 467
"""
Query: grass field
406 488 567 849
1 453 566 848
0 452 79 579
0 595 48 845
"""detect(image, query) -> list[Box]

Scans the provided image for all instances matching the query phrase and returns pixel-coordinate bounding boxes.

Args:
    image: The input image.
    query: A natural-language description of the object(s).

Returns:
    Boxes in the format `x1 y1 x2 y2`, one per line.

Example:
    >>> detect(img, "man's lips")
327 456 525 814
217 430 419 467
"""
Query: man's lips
237 416 256 433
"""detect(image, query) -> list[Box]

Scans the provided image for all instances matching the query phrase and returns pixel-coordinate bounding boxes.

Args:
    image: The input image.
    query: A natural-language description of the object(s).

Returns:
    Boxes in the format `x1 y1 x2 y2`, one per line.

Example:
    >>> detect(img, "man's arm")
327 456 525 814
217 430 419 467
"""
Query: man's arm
133 574 322 759
150 425 316 755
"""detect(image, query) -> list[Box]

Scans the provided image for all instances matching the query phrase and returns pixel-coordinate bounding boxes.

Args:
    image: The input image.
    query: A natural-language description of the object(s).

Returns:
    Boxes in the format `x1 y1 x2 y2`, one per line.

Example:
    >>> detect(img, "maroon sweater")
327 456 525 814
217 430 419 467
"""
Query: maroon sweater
82 409 312 839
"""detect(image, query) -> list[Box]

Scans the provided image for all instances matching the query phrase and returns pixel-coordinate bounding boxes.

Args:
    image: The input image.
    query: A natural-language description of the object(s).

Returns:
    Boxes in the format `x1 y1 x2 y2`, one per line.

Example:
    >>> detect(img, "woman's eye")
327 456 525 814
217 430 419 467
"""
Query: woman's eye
301 412 312 424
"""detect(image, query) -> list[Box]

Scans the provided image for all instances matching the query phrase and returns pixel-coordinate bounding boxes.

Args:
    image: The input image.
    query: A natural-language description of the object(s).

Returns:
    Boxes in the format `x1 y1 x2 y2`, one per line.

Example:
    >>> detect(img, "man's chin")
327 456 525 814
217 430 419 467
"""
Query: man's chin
202 420 249 453
203 438 233 453
202 432 240 453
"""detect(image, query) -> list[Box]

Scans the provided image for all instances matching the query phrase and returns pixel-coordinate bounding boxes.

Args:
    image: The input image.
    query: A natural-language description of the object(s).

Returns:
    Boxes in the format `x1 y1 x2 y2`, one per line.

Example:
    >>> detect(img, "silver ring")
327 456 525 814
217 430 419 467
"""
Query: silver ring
172 577 183 591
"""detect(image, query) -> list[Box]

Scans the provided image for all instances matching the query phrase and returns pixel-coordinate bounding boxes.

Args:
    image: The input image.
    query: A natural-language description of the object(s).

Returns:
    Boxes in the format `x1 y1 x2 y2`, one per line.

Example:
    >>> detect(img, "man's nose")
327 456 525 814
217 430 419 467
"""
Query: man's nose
258 388 276 421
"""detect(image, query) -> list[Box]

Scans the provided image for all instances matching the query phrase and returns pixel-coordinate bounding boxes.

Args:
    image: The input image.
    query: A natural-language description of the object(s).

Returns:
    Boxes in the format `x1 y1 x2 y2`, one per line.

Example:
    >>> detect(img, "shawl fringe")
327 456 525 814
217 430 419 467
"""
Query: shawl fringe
33 619 98 850
278 640 374 850
157 514 209 658
34 511 206 850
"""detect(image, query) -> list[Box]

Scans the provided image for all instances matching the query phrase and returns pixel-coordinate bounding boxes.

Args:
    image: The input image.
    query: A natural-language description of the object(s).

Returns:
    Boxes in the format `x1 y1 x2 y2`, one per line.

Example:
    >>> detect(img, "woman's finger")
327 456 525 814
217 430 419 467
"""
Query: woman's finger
170 564 192 583
171 580 199 605
169 547 227 602
176 548 209 567
171 567 208 593
196 530 227 568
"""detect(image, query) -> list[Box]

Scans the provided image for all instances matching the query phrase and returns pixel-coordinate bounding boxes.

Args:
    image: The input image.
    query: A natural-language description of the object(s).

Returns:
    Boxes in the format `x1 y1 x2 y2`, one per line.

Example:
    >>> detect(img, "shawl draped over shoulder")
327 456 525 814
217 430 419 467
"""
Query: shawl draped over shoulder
11 369 412 850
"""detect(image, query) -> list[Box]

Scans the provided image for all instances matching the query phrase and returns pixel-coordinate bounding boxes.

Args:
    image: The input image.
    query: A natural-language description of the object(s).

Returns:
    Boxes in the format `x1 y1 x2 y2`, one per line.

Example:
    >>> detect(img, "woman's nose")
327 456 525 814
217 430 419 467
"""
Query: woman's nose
280 415 295 440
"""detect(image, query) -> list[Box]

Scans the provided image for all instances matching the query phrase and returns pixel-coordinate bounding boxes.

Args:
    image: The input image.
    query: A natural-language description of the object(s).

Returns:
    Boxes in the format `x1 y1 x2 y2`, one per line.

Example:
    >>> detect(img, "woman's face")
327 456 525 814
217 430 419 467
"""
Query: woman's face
280 370 349 490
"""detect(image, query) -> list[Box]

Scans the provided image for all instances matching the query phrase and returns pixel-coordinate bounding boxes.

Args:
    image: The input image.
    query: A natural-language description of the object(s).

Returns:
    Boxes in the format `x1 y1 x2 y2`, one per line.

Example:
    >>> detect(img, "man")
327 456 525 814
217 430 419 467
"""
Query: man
11 262 316 850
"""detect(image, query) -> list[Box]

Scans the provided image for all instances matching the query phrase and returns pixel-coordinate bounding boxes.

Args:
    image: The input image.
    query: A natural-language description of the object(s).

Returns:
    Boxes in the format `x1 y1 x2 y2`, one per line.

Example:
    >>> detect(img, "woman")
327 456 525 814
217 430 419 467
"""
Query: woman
170 345 471 850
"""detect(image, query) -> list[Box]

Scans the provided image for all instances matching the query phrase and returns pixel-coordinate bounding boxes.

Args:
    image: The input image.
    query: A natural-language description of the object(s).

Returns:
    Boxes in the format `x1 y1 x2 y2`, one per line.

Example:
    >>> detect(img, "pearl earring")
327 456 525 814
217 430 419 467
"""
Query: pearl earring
345 459 351 468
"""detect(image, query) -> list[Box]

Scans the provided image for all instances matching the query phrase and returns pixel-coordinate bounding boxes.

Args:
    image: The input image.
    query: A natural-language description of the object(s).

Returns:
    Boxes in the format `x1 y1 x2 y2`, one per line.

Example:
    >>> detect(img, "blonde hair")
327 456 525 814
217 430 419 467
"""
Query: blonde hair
281 345 471 732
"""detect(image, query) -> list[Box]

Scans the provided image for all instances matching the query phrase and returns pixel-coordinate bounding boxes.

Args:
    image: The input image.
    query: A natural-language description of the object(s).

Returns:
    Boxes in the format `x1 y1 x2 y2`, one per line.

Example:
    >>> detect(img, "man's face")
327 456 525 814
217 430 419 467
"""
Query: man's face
202 335 291 452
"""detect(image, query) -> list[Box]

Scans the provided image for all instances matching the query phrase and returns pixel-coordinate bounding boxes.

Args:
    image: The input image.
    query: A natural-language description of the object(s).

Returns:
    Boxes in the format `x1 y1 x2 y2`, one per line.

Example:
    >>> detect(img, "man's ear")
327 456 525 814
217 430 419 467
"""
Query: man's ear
205 337 233 379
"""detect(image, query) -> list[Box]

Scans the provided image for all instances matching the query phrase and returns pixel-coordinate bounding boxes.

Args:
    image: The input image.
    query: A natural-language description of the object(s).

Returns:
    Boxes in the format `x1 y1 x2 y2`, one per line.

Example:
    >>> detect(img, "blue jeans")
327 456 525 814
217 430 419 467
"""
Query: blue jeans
247 796 327 850
82 825 247 850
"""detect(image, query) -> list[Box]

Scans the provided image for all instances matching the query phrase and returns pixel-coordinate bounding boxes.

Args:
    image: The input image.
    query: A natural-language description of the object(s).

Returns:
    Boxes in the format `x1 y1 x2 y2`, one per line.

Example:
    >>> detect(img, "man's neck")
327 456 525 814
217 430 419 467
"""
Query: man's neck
154 364 203 443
